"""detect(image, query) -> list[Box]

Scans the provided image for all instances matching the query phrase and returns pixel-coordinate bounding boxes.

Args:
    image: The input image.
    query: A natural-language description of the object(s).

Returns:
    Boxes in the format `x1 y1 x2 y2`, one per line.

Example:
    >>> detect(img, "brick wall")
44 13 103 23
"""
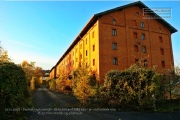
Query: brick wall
98 6 173 83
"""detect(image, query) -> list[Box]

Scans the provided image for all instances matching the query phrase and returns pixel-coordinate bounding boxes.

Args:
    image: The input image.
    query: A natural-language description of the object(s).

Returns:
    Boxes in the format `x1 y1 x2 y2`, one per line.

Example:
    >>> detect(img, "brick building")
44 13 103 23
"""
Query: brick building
50 1 177 84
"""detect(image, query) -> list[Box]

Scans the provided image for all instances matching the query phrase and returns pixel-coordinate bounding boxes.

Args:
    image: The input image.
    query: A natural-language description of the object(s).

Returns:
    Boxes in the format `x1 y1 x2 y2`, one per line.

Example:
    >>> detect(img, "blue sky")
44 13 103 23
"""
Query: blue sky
0 0 179 70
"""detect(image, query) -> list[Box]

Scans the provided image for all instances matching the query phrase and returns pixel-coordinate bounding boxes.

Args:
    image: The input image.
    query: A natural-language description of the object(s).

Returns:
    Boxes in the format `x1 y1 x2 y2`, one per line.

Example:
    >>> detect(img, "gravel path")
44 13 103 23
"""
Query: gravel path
28 85 180 120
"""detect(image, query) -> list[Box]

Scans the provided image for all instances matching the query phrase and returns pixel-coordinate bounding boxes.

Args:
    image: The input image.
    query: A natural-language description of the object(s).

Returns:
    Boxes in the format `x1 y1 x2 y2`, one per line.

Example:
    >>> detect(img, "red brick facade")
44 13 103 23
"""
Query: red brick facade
98 5 176 83
50 1 177 84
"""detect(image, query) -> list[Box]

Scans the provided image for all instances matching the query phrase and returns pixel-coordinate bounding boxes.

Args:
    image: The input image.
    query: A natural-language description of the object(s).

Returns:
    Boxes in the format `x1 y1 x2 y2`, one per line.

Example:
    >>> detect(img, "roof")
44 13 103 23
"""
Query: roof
53 1 177 69
49 66 55 73
94 1 177 33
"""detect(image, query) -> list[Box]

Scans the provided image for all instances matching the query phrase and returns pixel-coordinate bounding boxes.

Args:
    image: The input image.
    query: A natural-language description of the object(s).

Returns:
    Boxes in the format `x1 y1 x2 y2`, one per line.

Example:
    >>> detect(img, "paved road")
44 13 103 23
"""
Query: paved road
28 85 180 120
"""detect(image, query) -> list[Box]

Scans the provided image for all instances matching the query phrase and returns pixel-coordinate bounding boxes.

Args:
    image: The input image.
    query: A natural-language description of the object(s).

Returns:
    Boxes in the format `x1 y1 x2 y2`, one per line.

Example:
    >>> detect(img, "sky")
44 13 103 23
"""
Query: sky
0 0 179 70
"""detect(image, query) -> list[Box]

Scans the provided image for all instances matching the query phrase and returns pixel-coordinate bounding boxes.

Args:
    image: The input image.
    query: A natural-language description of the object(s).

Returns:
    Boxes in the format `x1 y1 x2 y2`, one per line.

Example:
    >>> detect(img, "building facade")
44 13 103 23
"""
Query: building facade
50 1 177 84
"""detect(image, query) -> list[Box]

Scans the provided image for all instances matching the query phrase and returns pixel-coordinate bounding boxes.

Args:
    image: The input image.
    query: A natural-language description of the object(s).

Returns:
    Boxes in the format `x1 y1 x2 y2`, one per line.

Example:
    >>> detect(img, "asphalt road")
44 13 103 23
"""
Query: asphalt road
28 85 180 120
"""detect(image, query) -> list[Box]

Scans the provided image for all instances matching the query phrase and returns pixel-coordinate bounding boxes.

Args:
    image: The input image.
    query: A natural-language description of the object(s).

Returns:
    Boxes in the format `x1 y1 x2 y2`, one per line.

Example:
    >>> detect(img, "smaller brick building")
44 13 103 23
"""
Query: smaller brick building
50 1 177 84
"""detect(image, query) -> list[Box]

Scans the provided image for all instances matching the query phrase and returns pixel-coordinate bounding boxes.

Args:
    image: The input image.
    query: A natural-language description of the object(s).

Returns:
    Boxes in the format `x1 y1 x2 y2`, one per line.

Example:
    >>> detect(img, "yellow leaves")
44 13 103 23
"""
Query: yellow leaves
0 50 11 62
72 67 97 105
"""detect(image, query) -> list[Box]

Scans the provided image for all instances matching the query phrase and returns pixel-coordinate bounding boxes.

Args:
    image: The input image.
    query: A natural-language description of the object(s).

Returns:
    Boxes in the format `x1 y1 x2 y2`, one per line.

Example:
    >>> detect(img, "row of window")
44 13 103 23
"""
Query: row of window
112 43 164 55
113 29 164 43
133 33 163 42
75 44 95 56
61 57 166 68
112 43 147 53
112 58 148 66
135 59 165 68
134 45 147 53
133 32 145 40
132 20 145 28
112 17 145 28
81 31 94 46
113 58 165 68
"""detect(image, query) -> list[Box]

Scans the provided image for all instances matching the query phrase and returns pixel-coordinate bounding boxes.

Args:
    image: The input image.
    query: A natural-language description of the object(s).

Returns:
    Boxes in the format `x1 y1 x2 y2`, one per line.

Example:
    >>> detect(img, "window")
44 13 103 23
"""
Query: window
86 38 87 44
159 37 163 42
80 44 82 49
134 45 139 52
80 54 82 59
93 45 95 51
140 22 144 28
161 61 165 68
93 59 95 66
112 18 116 25
132 20 137 26
112 29 117 36
160 48 164 55
143 60 147 67
135 59 139 64
113 57 118 65
92 31 94 38
159 27 161 31
133 32 138 39
112 43 117 50
141 34 145 40
136 12 139 16
86 50 88 56
142 46 146 53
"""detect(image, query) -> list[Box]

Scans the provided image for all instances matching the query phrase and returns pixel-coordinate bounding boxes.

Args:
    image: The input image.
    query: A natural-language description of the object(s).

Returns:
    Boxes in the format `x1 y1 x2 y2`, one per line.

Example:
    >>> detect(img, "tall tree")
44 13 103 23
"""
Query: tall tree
0 42 11 62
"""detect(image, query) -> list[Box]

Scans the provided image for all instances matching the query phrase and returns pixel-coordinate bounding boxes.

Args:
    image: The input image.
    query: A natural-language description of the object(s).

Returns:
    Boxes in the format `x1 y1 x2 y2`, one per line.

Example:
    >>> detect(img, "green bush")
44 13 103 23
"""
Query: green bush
0 62 31 119
101 64 163 109
100 70 121 105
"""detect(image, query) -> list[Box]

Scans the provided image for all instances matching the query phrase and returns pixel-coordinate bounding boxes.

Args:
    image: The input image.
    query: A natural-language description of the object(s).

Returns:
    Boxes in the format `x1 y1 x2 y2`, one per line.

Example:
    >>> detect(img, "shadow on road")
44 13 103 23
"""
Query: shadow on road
28 85 180 120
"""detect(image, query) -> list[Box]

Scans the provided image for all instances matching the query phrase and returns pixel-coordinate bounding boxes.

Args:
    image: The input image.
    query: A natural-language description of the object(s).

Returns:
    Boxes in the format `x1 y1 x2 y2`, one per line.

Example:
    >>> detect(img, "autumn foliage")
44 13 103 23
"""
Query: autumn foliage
21 61 44 92
72 66 97 106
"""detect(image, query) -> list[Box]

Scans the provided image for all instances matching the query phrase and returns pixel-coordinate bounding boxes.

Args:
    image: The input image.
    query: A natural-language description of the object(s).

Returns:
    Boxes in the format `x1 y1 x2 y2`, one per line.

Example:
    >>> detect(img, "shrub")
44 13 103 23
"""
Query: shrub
72 67 97 106
100 70 121 105
49 79 56 90
101 64 162 109
0 62 31 119
30 77 35 92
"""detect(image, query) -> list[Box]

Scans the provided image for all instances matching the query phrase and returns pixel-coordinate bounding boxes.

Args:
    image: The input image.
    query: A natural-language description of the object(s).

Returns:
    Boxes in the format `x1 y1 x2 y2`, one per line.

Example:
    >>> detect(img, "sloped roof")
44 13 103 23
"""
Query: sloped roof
54 1 177 68
94 1 177 33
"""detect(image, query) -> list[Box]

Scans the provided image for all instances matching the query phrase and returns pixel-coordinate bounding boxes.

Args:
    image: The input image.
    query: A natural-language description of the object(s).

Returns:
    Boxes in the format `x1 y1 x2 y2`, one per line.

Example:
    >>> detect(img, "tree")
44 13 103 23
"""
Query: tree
100 70 121 105
166 66 180 99
33 67 43 88
72 66 97 106
0 42 11 62
21 61 44 90
0 62 31 119
56 70 68 91
21 61 34 86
